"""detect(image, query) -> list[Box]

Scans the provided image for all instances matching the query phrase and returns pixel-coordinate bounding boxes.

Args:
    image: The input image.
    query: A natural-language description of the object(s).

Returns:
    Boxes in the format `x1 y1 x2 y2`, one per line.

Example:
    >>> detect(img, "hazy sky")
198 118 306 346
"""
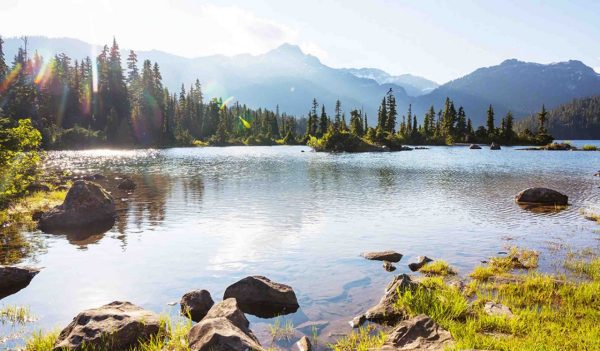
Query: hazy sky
0 0 598 83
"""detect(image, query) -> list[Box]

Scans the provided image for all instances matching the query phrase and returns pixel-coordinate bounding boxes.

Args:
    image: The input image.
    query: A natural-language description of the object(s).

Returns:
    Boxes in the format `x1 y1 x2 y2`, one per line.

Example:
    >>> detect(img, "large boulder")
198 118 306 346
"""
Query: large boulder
354 274 417 327
381 314 453 350
514 187 568 206
180 289 214 322
54 301 162 350
469 144 482 150
39 180 116 234
188 298 262 351
0 266 40 300
223 276 299 318
362 250 403 263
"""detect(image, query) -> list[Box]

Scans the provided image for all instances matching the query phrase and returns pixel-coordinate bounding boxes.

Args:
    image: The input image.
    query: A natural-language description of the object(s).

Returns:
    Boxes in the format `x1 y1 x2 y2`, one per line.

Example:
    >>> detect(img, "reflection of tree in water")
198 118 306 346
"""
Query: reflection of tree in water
0 227 46 265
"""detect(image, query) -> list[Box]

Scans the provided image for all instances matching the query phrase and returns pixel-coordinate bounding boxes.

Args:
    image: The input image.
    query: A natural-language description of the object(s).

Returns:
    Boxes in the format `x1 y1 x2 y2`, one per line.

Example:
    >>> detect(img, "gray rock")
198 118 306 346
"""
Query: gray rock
483 302 513 317
515 187 568 206
54 301 162 350
296 336 312 351
187 298 262 351
223 276 299 318
408 256 434 272
469 144 482 149
356 274 417 327
381 314 453 350
363 250 403 263
39 180 116 234
180 289 214 322
383 261 397 272
490 142 501 150
0 266 40 300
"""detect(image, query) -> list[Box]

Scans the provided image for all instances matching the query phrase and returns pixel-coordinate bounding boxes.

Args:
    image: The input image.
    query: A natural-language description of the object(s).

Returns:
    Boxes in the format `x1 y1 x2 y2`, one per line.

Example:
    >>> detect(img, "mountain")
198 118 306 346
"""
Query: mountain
341 67 439 96
517 95 600 139
3 37 600 128
1 37 408 119
413 59 600 126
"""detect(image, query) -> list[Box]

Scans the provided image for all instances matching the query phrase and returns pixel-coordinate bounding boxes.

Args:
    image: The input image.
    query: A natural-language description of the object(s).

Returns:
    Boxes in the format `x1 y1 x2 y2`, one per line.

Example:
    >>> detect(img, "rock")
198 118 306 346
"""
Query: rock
408 256 434 272
223 276 299 318
296 336 312 351
38 180 116 234
363 250 403 263
469 144 482 149
490 142 501 150
83 173 105 181
350 315 366 328
356 274 417 326
26 182 50 192
180 289 214 322
514 187 568 206
484 302 513 317
118 178 137 190
594 171 600 177
0 266 40 300
54 301 162 350
381 314 453 350
187 298 262 351
383 261 397 272
31 210 44 221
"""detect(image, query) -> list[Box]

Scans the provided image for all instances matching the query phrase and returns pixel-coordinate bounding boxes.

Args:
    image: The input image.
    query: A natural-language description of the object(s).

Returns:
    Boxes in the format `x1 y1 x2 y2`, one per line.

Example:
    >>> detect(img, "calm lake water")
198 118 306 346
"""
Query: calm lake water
2 144 600 348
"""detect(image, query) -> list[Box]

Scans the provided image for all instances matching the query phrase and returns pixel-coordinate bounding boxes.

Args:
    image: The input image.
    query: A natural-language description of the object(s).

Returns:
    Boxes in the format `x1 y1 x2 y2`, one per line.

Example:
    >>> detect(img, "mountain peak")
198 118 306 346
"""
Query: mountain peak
269 43 304 56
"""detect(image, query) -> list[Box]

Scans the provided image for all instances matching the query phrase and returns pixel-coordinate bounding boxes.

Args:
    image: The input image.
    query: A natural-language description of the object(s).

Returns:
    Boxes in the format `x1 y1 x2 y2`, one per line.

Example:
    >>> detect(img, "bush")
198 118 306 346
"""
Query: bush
308 130 376 152
51 126 105 149
582 144 599 151
0 118 42 207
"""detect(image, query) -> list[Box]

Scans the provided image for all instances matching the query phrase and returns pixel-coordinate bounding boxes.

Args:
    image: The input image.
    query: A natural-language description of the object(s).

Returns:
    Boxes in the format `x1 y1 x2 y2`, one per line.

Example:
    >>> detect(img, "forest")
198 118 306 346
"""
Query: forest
0 37 550 150
517 95 600 139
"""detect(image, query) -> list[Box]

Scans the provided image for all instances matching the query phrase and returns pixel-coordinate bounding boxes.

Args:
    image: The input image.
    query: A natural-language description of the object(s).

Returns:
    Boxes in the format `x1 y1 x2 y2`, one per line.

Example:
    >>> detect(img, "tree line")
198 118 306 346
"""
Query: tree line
0 37 303 148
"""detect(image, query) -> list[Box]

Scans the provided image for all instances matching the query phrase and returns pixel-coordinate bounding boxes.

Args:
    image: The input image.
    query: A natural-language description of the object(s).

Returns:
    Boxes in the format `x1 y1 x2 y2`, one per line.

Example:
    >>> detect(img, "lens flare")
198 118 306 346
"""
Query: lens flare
0 63 22 93
34 58 54 86
239 116 251 129
220 96 235 110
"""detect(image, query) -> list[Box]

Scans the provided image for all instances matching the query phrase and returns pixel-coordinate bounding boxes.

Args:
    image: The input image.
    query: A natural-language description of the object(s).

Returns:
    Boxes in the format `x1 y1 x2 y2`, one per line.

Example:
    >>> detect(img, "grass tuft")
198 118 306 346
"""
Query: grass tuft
0 305 35 324
418 260 457 276
268 317 295 343
329 325 386 351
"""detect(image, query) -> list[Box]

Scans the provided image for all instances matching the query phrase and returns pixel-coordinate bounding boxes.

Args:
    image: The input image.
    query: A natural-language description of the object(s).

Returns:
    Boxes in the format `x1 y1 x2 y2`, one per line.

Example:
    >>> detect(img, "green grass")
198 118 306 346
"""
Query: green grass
418 260 457 276
329 324 386 351
268 317 295 343
564 251 600 281
24 330 60 351
582 144 599 151
469 248 538 282
0 304 35 324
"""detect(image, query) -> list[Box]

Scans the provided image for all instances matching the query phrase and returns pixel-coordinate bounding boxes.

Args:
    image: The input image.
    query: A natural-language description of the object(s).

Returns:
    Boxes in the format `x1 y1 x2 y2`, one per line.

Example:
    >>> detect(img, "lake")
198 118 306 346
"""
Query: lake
2 144 600 348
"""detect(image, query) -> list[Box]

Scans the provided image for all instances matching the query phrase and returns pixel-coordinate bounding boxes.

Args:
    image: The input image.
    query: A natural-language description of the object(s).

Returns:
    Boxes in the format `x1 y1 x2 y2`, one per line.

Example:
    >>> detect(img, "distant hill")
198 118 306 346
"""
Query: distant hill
3 36 600 127
517 95 600 139
413 59 600 126
341 67 439 97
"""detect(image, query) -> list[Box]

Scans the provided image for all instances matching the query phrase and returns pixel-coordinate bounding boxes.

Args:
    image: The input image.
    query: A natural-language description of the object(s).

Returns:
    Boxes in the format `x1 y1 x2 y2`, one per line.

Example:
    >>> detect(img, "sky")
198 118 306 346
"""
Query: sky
0 0 599 83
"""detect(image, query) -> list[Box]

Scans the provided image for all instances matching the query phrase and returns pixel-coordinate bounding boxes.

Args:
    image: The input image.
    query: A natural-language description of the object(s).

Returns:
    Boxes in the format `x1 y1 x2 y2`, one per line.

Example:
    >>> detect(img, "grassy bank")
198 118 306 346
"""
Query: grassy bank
333 249 600 351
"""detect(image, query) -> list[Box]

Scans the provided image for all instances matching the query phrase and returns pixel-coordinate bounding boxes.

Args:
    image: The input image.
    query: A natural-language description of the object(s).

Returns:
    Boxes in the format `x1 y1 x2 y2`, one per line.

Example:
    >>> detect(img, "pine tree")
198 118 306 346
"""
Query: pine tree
334 99 342 131
0 36 7 88
486 104 495 137
385 89 397 133
376 97 387 134
319 105 328 136
537 105 548 135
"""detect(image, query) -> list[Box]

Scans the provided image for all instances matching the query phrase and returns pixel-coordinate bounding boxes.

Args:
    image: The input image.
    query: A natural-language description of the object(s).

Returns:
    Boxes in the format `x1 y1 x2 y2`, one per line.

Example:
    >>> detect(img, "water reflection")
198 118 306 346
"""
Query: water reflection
2 145 600 349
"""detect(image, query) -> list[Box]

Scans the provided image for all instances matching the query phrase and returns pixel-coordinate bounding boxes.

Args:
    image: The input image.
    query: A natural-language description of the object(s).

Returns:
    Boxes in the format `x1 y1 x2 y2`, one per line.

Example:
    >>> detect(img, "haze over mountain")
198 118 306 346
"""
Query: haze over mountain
4 36 600 127
341 68 439 97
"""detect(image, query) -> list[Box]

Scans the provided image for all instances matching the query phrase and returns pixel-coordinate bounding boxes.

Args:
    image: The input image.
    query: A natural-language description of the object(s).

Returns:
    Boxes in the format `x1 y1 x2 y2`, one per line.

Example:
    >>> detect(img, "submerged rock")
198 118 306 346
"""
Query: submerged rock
296 336 312 351
514 187 568 206
484 302 513 317
180 289 214 322
469 144 482 149
0 266 40 300
118 178 137 190
381 314 453 350
223 276 299 318
408 256 434 272
383 261 397 272
354 274 417 327
54 301 162 350
363 250 403 263
187 298 262 351
38 180 116 234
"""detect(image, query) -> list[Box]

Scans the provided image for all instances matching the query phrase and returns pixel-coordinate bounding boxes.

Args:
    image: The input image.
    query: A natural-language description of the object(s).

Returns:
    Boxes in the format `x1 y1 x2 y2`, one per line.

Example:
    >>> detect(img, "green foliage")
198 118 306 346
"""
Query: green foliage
0 118 42 207
330 325 386 351
582 144 599 151
419 260 457 276
307 130 376 152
